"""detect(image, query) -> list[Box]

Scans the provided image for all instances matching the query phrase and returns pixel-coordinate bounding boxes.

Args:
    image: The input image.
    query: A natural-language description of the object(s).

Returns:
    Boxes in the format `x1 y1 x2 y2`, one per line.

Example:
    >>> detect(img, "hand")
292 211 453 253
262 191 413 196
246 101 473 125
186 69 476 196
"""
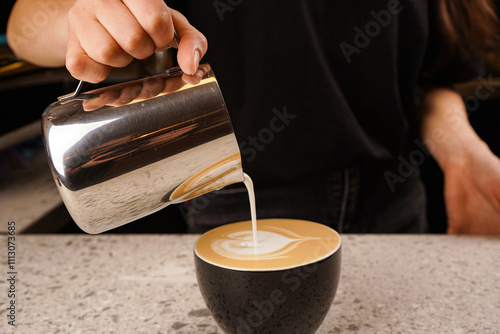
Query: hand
419 88 500 234
443 143 500 234
66 0 207 83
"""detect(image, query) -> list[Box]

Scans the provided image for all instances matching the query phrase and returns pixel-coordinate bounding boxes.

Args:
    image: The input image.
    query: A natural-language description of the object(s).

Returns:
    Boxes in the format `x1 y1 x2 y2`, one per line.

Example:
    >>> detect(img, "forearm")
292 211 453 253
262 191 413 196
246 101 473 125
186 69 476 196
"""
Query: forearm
420 88 490 169
421 88 500 234
6 0 75 67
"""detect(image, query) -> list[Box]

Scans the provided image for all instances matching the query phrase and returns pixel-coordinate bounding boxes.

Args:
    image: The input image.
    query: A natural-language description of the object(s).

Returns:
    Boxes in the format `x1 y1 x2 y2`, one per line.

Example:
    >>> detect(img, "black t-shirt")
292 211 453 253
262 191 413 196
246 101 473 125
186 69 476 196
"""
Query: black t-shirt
2 1 480 187
185 2 480 188
167 0 480 188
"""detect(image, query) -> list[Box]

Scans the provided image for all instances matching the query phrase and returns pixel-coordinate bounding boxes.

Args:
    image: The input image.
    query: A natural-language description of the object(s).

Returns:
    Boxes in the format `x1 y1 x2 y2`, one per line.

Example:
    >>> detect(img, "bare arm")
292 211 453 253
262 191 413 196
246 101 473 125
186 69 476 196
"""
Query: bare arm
7 0 207 83
421 88 500 234
7 0 73 67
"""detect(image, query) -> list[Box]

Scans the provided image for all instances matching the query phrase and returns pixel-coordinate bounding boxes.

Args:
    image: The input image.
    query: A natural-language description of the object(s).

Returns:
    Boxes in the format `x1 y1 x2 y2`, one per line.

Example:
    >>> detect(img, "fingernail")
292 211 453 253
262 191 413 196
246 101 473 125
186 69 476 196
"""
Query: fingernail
192 50 201 74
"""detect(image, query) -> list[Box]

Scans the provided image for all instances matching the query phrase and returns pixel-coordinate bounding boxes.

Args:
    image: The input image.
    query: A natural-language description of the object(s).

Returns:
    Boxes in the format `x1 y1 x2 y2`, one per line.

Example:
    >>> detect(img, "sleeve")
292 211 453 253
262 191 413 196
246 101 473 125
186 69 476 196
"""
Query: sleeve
418 3 486 87
420 43 485 87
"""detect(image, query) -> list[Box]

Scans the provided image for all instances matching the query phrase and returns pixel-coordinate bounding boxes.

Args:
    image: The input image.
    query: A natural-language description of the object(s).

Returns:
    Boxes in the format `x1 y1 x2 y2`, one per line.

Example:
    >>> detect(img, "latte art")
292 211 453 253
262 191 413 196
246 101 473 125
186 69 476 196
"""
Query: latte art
211 227 318 260
194 175 342 334
195 219 341 271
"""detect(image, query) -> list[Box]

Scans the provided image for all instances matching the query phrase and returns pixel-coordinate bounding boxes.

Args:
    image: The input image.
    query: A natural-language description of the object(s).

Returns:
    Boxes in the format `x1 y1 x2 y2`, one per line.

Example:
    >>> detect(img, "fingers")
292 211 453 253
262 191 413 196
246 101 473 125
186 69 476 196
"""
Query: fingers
182 63 211 85
66 0 174 82
171 9 208 75
121 0 174 52
66 31 114 83
94 0 156 60
65 9 131 83
446 226 459 235
66 0 136 82
65 0 207 83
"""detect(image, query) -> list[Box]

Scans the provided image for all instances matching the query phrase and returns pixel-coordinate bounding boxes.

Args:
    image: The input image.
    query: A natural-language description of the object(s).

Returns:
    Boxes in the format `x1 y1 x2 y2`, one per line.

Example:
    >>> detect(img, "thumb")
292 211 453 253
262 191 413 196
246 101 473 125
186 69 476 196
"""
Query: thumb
170 9 208 75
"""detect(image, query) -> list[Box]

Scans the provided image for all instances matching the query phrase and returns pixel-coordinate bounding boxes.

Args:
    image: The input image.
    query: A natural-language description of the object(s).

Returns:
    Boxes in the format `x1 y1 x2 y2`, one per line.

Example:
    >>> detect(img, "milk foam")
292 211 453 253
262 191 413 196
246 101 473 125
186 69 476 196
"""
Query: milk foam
194 172 341 271
195 219 341 271
211 228 319 260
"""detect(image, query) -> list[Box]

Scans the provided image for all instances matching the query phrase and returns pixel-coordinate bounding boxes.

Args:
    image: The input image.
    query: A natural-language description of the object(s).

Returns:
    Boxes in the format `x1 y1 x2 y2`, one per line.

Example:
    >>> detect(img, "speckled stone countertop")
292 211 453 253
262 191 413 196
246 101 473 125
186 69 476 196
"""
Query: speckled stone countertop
0 234 499 334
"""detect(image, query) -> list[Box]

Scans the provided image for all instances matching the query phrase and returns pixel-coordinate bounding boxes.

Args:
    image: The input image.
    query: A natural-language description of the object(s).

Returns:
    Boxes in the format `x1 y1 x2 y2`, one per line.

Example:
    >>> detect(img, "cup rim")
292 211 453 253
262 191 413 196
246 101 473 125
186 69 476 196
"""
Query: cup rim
194 219 342 272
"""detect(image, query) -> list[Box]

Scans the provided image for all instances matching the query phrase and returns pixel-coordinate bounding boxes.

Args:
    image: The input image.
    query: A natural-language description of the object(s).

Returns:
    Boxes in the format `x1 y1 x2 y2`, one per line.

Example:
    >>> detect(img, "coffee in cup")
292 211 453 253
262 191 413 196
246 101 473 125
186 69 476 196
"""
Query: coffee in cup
194 218 341 334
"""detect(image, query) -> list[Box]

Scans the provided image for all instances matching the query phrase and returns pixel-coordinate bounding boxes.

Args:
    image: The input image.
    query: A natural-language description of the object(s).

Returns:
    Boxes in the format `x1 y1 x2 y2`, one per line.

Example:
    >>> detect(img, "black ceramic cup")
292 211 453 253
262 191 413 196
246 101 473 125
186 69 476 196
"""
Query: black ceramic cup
194 219 342 334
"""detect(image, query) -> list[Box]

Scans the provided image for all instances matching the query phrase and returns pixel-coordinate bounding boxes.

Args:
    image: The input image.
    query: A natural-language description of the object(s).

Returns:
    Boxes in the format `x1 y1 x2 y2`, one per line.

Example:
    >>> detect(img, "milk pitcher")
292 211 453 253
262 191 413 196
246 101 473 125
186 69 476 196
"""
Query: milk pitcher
42 64 243 234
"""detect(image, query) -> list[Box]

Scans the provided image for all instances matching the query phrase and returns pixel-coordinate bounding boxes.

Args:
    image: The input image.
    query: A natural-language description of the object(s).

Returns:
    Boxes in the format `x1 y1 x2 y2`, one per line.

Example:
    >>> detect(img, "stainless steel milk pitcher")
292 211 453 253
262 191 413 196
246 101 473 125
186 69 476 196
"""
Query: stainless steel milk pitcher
42 64 244 234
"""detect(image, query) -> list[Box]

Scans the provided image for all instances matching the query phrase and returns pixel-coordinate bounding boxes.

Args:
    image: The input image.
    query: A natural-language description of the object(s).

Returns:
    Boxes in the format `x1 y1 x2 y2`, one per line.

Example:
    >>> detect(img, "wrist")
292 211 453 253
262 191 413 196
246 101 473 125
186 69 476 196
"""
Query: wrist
419 88 489 170
433 133 490 172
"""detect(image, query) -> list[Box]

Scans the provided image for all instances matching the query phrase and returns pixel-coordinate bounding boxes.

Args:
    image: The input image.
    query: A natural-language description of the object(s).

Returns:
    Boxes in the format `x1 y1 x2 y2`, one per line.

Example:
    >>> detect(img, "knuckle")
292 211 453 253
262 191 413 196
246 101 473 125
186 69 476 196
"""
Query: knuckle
66 56 86 79
145 11 171 35
145 11 173 48
67 6 87 30
67 6 79 21
92 44 132 68
66 55 108 83
197 32 208 51
123 34 154 59
184 28 208 52
94 44 119 64
123 34 141 50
